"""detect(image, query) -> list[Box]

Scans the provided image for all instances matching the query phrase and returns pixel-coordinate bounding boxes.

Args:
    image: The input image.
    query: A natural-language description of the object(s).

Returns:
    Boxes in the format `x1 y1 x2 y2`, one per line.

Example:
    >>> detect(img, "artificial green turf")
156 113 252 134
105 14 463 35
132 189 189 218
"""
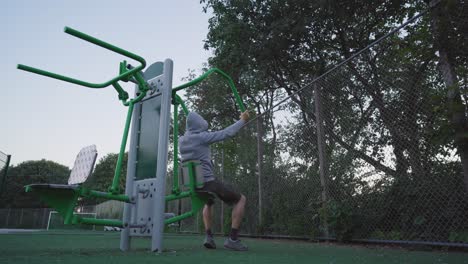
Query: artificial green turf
0 231 466 264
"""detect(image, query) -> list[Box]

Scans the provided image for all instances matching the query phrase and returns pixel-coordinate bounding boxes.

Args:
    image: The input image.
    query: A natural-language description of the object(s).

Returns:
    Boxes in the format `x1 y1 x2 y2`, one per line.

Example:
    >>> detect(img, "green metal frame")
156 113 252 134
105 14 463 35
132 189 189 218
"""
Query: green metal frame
173 68 246 112
164 68 246 225
18 27 146 88
17 27 149 106
170 68 246 193
19 26 246 229
164 161 207 225
18 26 147 227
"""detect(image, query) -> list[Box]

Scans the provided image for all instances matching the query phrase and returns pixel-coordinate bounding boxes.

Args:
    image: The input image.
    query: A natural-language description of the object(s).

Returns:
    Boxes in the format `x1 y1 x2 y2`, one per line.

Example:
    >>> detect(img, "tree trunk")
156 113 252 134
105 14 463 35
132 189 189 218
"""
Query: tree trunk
430 2 468 192
314 84 330 239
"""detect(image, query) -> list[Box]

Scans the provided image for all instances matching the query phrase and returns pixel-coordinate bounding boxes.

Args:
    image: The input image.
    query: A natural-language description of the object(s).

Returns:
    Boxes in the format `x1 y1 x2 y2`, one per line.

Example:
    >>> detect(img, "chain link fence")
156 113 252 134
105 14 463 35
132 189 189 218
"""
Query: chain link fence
173 3 468 247
0 205 98 230
0 208 53 229
0 150 11 198
0 151 8 171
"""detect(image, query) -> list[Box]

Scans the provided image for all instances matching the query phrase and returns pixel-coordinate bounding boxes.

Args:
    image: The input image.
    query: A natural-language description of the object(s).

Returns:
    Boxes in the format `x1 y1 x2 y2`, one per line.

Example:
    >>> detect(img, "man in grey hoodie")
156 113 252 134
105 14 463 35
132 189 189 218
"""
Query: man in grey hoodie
179 111 250 251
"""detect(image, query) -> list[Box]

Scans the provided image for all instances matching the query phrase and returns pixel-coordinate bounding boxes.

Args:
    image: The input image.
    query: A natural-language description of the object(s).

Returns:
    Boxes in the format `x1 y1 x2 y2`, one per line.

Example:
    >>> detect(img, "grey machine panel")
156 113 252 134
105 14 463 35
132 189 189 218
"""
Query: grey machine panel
120 60 173 252
136 62 164 180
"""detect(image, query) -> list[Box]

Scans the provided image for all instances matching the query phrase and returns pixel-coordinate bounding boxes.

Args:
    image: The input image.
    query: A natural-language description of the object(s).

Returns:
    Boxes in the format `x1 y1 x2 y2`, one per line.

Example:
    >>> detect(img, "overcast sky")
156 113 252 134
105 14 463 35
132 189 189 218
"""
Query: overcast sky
2 0 212 167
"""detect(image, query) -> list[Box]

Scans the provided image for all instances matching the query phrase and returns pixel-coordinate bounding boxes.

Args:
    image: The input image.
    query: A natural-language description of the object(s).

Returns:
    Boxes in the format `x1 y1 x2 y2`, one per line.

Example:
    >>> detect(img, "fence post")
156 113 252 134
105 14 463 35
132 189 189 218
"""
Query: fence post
42 209 48 229
5 208 10 228
19 208 24 228
0 154 11 198
256 115 264 228
220 145 225 235
196 212 199 233
314 84 330 239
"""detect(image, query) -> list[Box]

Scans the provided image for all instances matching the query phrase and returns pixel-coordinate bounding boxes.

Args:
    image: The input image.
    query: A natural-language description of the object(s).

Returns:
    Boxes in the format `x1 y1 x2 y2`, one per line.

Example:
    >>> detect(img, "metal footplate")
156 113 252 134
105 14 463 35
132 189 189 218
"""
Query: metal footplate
129 178 158 237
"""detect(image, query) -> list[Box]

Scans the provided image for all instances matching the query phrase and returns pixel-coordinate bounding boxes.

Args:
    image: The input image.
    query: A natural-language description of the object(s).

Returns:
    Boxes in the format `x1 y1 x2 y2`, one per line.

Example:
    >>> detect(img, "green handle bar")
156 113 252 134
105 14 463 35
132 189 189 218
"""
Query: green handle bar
174 94 189 115
17 26 146 89
173 68 246 112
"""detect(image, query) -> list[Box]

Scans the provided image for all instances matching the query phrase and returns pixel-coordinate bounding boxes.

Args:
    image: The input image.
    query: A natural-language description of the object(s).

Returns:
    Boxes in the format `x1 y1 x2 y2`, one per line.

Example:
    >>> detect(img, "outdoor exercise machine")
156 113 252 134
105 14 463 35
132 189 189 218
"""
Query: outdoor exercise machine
17 27 245 252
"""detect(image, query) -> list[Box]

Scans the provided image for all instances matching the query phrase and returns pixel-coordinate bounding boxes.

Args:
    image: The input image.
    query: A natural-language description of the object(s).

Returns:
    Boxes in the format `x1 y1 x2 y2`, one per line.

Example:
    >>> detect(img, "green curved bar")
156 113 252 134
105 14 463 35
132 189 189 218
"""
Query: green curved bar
123 89 147 106
174 94 189 115
172 68 246 112
17 26 146 89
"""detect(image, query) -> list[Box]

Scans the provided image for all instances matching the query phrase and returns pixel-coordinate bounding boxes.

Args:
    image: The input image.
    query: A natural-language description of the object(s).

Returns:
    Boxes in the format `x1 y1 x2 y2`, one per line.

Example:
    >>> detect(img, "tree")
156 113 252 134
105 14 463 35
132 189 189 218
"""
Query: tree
195 0 468 242
429 0 468 191
0 160 70 208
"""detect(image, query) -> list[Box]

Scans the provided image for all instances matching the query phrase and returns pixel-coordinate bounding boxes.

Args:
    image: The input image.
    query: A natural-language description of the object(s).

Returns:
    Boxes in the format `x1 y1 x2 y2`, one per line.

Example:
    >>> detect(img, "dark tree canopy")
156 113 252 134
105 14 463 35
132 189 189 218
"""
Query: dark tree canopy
0 160 70 208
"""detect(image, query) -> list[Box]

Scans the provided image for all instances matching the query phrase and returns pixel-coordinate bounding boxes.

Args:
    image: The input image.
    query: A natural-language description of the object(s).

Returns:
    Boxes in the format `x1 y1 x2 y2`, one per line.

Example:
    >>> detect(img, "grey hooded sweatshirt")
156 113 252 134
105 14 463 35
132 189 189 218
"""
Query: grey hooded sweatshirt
179 112 245 182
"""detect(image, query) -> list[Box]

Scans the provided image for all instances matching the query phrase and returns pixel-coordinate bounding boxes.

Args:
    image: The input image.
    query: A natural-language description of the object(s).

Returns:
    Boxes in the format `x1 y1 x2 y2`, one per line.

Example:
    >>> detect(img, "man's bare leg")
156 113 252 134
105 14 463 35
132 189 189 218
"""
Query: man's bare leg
203 204 213 231
231 195 246 229
203 204 216 249
224 195 248 251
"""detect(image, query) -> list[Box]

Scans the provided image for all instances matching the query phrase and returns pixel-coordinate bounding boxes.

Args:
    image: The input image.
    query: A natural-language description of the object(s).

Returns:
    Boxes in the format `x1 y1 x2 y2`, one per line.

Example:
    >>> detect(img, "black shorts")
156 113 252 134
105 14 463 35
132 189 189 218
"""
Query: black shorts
196 179 241 206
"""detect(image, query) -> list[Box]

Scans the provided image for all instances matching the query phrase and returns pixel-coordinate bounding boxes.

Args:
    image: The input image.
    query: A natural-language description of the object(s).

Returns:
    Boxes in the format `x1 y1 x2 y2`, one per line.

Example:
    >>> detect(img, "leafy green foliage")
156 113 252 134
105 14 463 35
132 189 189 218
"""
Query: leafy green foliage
182 0 468 244
318 200 355 242
0 160 70 208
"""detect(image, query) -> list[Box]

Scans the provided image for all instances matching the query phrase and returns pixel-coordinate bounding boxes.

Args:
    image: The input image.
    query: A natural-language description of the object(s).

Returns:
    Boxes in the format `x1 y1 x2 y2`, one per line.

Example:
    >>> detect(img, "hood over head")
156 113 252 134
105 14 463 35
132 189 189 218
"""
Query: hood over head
186 112 208 133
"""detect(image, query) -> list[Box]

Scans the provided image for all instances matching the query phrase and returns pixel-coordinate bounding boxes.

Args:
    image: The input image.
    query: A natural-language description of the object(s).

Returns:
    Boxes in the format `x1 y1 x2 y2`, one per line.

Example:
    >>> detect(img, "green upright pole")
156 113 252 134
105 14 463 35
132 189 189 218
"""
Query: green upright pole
172 103 180 194
110 102 135 194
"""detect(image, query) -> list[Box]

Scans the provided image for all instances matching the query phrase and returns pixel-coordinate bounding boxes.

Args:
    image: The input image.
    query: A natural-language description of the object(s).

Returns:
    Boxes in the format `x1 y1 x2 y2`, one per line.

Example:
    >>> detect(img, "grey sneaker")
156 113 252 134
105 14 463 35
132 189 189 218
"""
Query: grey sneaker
224 238 248 251
203 236 216 249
